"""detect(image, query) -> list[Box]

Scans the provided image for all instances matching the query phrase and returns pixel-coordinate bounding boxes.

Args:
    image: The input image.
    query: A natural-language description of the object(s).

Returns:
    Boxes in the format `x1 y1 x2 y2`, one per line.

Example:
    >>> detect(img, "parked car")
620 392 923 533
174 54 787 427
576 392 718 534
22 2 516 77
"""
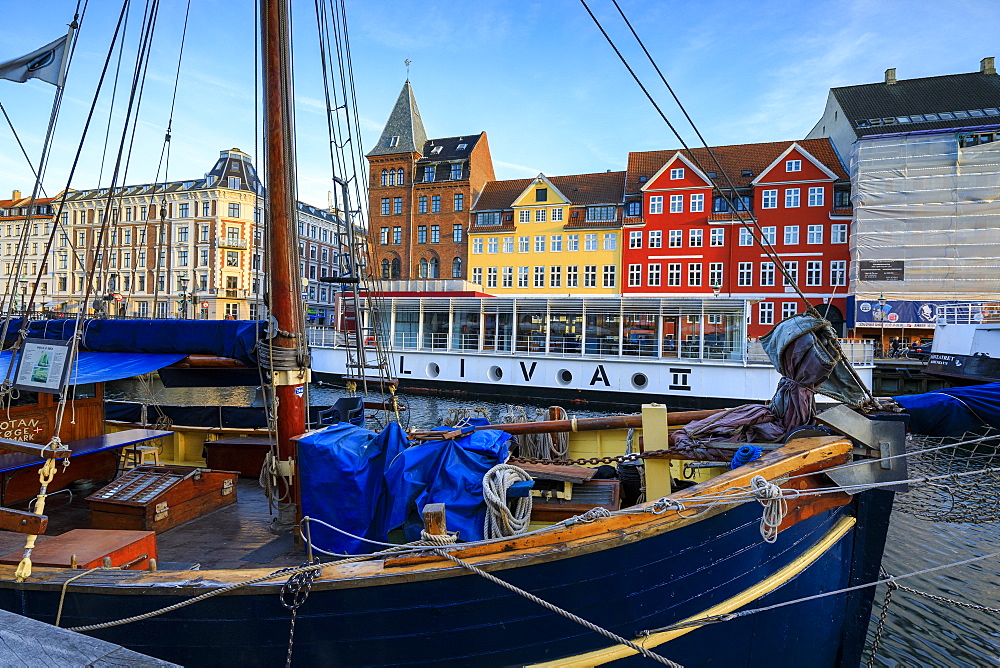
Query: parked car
909 341 933 360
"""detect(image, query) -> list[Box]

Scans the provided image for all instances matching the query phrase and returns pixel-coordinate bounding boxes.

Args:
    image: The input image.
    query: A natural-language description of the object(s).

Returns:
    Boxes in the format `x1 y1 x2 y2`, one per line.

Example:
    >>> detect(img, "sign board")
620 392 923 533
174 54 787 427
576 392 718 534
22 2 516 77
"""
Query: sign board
858 260 904 282
201 301 209 308
12 339 72 394
112 293 124 302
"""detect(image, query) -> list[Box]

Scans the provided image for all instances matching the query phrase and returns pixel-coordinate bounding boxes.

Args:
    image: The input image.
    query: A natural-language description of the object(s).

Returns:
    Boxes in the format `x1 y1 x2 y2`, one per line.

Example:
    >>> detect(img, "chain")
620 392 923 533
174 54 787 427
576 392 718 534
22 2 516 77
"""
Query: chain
509 449 673 467
279 561 320 668
866 567 896 668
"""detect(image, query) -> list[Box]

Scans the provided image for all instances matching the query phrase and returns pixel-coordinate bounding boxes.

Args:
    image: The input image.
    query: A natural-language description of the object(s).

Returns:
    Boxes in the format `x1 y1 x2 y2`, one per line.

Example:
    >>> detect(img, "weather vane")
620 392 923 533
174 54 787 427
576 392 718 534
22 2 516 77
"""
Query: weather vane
405 59 411 80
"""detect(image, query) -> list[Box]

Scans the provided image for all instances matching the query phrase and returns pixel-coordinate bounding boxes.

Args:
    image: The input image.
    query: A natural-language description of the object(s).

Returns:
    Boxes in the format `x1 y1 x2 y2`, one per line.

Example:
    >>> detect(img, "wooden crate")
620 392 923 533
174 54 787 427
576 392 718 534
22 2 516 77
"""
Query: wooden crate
204 436 272 478
87 466 238 533
0 529 156 570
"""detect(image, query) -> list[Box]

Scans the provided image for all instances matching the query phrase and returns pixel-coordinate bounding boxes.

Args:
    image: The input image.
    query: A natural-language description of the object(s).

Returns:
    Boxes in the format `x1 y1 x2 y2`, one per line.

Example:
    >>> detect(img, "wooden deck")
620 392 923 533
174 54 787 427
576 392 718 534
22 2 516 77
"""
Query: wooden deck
0 478 306 570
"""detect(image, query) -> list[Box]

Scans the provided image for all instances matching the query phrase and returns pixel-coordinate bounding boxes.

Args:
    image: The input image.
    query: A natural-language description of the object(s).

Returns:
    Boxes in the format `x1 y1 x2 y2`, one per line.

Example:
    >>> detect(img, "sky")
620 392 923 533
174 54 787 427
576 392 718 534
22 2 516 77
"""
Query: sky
0 0 997 208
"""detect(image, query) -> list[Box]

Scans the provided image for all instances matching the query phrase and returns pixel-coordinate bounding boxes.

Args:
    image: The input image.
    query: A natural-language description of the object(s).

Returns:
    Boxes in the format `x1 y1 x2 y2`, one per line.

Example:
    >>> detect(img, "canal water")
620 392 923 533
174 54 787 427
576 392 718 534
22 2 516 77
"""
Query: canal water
106 380 1000 665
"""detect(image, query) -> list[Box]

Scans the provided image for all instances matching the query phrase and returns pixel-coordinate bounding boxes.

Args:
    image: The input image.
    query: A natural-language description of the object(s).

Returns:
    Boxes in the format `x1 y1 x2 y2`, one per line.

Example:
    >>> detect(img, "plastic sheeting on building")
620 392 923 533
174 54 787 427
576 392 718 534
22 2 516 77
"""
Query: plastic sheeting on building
851 128 1000 301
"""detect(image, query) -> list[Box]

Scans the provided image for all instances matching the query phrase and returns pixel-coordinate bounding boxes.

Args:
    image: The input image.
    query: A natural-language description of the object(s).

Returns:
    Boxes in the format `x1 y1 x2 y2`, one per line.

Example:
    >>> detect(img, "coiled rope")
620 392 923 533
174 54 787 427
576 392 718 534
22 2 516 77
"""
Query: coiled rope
483 464 533 539
750 475 787 543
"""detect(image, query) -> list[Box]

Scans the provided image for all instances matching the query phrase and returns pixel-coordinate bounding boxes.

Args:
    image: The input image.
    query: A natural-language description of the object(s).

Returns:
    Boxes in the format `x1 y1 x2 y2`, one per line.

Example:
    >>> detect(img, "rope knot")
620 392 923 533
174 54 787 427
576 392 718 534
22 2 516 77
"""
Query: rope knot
567 507 612 525
750 475 787 543
419 530 458 546
648 497 686 515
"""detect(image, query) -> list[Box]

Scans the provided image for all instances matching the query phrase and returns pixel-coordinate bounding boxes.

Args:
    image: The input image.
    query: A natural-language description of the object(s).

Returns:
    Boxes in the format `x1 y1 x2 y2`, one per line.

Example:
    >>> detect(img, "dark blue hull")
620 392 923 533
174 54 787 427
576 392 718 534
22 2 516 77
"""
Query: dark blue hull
2 490 892 667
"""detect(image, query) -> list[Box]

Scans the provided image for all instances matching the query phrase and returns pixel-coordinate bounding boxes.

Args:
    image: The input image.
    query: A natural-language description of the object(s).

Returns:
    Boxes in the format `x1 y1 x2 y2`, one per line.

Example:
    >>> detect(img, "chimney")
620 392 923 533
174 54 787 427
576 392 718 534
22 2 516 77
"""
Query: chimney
884 68 897 85
982 57 996 75
11 190 21 200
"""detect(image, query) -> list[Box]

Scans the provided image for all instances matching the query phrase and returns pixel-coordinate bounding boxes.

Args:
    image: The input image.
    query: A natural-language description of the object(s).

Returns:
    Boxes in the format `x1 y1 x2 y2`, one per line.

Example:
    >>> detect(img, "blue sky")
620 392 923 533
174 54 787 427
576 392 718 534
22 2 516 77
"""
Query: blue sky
0 0 997 208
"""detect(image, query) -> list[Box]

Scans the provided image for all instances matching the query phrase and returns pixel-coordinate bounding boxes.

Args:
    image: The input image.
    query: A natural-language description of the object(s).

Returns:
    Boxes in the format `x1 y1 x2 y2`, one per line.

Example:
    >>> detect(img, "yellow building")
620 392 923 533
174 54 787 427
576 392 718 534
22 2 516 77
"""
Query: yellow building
468 172 625 296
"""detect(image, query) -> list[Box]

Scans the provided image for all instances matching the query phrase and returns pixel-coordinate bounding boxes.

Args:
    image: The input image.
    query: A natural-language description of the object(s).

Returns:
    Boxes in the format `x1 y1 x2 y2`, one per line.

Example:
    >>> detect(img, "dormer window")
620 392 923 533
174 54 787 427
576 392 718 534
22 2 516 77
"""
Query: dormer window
638 175 648 183
740 169 752 178
450 163 463 180
456 143 468 150
786 159 802 172
669 168 684 180
430 145 443 155
423 165 435 182
230 163 239 171
387 136 400 148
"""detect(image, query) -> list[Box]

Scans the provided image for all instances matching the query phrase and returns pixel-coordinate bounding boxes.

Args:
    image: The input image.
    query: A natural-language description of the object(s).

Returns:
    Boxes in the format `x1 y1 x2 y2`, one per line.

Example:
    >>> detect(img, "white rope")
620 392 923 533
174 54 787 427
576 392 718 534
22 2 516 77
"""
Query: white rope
750 475 787 543
483 464 533 539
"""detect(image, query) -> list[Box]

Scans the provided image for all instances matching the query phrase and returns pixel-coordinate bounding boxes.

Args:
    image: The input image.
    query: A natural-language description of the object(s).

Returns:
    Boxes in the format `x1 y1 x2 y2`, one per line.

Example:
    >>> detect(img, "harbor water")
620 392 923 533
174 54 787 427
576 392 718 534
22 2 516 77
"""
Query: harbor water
106 380 1000 666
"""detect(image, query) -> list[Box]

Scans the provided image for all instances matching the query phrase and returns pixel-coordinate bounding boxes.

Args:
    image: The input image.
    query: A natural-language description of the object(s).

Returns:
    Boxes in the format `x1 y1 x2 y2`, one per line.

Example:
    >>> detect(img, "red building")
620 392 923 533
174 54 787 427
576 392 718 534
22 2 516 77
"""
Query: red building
623 139 852 338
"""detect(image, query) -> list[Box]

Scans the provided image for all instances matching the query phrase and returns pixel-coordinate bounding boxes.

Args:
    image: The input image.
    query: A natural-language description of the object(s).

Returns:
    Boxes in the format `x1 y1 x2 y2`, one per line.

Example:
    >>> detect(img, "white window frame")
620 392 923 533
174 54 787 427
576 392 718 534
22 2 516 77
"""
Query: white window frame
782 302 797 321
487 267 498 288
806 260 822 286
670 168 684 180
830 260 846 286
760 262 775 286
668 230 683 248
690 193 704 212
831 224 848 244
784 225 799 245
535 209 547 223
629 230 643 249
534 235 546 252
603 265 616 288
739 228 753 246
688 263 702 287
710 228 724 247
759 301 774 325
762 189 778 209
519 210 530 223
584 234 598 251
648 263 661 286
551 208 564 222
648 230 662 248
689 229 703 247
785 159 802 172
667 263 682 287
550 235 563 252
807 225 823 244
628 263 642 287
783 261 798 286
762 226 776 245
473 238 483 254
785 188 800 208
649 195 664 215
808 186 825 207
603 233 617 250
738 262 753 286
669 194 684 213
709 262 723 288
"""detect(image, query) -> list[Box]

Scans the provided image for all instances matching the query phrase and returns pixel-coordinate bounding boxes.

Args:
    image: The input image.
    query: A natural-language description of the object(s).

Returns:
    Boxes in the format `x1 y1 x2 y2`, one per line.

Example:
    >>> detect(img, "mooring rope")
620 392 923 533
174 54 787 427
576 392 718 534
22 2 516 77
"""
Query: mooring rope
483 464 533 539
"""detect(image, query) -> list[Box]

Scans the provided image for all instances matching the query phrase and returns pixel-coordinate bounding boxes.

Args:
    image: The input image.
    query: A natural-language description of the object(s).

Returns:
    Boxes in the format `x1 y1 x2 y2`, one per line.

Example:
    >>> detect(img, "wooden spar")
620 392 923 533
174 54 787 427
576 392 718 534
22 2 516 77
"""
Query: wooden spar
429 408 724 437
261 0 306 517
165 356 248 369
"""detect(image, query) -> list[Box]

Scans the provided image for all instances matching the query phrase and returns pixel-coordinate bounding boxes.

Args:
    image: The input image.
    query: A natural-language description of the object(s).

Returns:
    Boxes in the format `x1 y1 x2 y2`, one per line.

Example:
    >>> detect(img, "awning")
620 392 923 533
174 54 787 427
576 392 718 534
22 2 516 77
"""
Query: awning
0 351 187 386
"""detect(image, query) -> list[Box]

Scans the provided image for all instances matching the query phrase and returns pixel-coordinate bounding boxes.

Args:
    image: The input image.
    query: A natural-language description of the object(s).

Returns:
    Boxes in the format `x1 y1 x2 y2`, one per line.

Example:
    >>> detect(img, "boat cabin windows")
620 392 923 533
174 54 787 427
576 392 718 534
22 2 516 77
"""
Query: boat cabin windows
5 390 39 408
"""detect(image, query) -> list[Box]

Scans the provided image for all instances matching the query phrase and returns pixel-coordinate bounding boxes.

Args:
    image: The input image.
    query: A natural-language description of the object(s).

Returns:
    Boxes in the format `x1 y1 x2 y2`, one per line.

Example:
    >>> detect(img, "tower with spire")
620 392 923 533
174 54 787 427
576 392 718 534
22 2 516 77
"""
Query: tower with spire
366 81 494 284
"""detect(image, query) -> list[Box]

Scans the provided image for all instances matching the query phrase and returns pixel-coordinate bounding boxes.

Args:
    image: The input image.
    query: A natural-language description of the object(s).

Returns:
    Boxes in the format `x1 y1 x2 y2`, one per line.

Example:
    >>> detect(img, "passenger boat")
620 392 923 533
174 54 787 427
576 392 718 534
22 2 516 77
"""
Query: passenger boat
0 2 903 666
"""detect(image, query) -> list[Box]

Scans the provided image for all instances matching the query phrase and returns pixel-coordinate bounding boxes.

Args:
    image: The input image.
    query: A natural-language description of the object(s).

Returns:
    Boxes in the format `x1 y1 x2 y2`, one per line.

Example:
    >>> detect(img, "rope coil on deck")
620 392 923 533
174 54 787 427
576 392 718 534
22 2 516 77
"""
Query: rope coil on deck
483 464 533 539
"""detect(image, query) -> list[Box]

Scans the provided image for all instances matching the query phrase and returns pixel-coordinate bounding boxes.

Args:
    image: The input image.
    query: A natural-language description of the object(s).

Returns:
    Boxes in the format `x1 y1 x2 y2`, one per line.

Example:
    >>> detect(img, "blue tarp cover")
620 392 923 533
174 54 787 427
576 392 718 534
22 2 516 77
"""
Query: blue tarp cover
297 422 511 554
894 382 1000 436
2 319 263 366
0 351 187 386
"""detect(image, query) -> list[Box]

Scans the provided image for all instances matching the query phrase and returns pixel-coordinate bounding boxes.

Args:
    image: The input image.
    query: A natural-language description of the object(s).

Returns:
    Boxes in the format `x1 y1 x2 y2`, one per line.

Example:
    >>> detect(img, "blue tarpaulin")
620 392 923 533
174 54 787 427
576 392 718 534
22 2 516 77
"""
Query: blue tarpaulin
0 351 187 386
297 422 511 555
894 382 1000 436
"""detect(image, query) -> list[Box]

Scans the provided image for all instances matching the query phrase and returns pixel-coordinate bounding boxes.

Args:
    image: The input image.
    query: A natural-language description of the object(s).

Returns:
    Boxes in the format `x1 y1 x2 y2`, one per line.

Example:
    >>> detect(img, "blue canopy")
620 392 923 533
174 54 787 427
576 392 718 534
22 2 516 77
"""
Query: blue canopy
0 351 187 386
2 319 263 366
894 382 1000 436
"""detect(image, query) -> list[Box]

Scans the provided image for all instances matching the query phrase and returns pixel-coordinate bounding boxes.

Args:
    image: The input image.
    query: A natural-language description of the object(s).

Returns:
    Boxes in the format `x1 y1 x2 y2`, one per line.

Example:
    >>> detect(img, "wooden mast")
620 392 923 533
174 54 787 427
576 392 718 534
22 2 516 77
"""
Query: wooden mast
261 0 306 518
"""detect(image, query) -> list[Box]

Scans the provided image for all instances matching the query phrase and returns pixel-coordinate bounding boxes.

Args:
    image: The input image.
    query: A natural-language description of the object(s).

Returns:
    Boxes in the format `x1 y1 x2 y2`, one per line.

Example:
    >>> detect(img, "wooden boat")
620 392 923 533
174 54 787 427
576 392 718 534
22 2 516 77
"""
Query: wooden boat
0 2 899 666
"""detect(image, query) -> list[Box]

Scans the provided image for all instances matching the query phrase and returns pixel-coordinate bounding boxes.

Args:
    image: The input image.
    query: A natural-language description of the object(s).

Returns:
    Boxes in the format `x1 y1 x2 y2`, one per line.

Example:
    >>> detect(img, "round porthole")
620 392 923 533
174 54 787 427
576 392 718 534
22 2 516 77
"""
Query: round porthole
631 373 648 389
556 369 573 386
426 362 440 378
488 365 503 381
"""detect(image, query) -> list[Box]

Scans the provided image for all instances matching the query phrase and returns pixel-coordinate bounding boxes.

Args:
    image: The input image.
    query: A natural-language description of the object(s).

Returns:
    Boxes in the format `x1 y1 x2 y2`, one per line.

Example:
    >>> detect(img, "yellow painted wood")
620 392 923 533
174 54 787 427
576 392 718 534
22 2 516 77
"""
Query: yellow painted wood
527 515 857 667
642 404 671 498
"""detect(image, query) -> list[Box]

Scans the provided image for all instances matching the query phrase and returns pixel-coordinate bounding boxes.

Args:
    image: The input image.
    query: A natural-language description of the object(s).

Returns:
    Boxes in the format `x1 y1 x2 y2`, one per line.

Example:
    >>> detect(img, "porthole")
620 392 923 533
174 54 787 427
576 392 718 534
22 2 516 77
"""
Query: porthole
556 369 573 386
426 362 440 378
488 366 503 381
631 373 648 389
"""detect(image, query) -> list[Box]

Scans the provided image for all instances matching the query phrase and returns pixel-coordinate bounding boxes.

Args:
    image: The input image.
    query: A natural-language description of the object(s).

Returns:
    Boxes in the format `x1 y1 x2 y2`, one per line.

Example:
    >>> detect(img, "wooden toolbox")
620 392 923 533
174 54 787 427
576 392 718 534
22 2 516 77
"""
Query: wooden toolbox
0 529 156 570
87 465 238 533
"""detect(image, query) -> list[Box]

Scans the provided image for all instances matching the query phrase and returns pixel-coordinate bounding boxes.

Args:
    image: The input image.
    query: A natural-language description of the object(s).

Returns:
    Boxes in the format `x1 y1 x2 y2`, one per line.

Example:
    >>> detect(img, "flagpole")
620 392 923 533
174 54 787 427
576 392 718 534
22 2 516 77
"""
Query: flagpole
56 19 78 89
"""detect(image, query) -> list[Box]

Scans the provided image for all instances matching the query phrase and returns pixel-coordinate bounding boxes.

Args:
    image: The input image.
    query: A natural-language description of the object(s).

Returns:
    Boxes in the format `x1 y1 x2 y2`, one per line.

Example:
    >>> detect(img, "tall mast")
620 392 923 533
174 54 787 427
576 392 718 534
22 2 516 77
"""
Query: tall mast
261 0 307 518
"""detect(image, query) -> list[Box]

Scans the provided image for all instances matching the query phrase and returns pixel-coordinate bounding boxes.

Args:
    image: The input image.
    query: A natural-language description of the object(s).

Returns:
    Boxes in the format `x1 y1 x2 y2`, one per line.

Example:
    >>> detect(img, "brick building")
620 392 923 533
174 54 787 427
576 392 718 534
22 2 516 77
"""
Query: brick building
0 191 57 309
367 81 494 283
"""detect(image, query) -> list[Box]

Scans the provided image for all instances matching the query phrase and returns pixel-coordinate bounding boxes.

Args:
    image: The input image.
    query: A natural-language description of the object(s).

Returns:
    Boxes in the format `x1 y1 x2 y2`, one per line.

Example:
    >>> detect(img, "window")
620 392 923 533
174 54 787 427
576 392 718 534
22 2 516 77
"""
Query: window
584 265 597 287
198 225 207 242
418 196 427 213
179 203 189 217
669 195 683 213
738 262 753 286
648 230 662 248
703 228 721 248
628 264 642 287
476 212 501 226
584 234 598 251
806 261 822 286
381 198 390 215
783 261 798 286
177 226 189 242
226 251 239 267
228 202 240 217
670 167 684 179
473 238 483 254
534 235 546 252
518 236 529 253
759 302 774 325
431 195 441 213
503 236 514 253
549 265 561 288
785 188 800 208
519 210 531 223
739 228 753 246
782 302 798 321
418 226 427 244
430 225 440 243
551 208 563 222
535 209 546 223
228 177 241 190
418 258 428 278
785 159 802 172
629 230 643 249
649 196 663 215
202 201 211 216
690 193 704 212
518 266 529 287
807 225 823 244
761 226 776 245
381 259 392 279
831 224 847 244
380 169 388 186
603 265 616 288
394 197 402 214
423 166 435 182
760 262 775 286
550 235 563 252
586 206 616 221
535 188 547 202
709 262 723 288
762 189 778 209
486 267 497 288
396 168 404 185
454 193 464 211
568 234 580 251
603 233 616 250
669 230 682 248
393 227 402 244
534 266 545 287
688 263 702 286
830 260 846 286
689 229 703 247
489 237 499 253
648 263 661 286
667 263 681 287
566 265 579 287
450 163 463 180
453 224 463 242
808 187 825 207
784 225 799 245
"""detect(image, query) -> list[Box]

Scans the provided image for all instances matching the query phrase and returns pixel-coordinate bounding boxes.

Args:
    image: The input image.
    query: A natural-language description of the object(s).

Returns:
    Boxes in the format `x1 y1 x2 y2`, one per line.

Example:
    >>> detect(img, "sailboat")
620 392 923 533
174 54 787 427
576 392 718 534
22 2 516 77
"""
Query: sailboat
0 2 905 666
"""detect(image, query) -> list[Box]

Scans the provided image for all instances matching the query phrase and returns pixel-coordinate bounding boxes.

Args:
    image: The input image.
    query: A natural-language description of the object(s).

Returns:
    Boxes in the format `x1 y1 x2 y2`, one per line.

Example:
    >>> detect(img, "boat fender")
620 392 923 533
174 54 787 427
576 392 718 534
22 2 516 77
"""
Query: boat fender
730 445 762 469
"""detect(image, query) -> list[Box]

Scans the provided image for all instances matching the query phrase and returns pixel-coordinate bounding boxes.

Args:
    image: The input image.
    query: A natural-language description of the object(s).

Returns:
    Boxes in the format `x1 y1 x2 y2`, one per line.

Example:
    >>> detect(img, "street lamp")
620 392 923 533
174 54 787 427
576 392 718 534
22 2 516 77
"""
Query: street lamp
711 282 722 298
877 293 887 358
18 279 28 313
177 276 195 319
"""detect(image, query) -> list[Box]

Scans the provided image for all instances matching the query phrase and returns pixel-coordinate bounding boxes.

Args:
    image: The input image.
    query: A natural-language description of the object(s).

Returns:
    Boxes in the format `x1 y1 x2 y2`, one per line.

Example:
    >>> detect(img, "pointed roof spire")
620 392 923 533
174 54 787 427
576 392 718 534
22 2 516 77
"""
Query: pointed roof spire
367 81 428 157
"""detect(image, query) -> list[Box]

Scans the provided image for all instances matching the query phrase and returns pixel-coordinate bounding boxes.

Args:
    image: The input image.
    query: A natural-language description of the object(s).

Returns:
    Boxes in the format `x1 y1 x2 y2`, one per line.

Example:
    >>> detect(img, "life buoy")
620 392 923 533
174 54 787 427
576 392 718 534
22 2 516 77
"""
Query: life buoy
364 336 376 347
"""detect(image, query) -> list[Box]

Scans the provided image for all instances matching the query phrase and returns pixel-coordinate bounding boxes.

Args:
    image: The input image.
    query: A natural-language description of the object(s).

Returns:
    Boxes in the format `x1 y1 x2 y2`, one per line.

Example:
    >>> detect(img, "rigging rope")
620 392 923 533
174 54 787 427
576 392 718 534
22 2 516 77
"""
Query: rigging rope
483 464 533 539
